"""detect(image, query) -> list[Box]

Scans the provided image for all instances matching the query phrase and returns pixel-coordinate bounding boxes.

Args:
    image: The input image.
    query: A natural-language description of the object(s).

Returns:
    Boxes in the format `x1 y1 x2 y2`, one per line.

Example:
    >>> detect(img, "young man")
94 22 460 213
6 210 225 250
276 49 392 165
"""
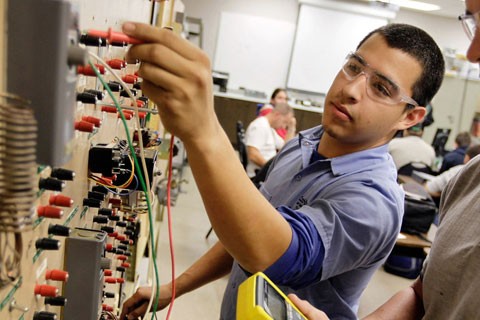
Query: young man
245 102 294 177
119 22 444 319
291 0 480 319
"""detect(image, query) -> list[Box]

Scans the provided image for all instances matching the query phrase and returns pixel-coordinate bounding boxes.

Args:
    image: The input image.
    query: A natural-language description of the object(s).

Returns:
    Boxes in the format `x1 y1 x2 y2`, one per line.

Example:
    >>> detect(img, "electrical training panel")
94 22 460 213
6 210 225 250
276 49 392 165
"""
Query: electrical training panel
0 0 186 319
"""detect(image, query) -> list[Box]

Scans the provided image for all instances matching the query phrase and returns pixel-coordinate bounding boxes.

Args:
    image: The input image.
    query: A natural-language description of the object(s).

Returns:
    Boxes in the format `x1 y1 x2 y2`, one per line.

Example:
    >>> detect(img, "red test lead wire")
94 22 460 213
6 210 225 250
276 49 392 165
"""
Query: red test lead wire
87 28 143 45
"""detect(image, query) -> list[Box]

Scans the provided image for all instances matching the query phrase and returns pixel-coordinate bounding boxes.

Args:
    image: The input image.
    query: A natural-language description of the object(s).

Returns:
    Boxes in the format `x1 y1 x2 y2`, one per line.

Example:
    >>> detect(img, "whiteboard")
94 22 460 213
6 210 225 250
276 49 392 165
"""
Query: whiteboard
213 12 295 96
287 5 387 94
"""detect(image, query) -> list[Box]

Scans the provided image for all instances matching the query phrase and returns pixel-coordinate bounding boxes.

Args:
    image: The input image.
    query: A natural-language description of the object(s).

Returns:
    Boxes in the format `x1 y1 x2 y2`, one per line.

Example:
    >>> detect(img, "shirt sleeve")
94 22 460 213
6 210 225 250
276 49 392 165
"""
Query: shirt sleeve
263 206 325 290
245 120 269 150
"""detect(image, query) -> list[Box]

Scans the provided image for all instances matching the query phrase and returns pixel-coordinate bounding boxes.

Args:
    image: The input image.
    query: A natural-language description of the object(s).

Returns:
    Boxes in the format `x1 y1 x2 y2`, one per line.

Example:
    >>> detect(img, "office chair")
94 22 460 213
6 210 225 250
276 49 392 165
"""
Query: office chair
398 162 434 177
236 120 248 169
206 120 248 239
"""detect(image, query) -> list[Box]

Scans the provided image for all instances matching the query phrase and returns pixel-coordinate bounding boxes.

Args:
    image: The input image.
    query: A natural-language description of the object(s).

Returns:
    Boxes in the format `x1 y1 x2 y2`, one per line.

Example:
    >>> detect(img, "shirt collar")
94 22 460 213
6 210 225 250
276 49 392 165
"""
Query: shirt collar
298 126 391 176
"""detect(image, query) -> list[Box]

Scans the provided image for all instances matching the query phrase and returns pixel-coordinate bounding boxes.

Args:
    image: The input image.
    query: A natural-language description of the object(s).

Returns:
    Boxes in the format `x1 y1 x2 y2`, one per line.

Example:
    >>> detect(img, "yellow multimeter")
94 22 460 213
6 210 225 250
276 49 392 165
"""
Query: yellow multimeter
237 272 308 320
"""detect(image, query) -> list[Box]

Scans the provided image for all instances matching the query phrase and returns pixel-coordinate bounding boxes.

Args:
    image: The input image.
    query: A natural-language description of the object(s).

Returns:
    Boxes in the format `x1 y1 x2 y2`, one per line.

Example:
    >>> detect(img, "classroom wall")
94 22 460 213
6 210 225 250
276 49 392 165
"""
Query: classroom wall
181 0 478 148
182 0 470 63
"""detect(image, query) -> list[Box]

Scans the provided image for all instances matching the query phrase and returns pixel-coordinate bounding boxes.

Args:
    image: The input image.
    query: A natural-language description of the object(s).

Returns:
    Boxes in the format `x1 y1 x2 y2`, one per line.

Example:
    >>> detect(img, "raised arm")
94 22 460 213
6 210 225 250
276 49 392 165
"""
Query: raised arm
123 22 292 272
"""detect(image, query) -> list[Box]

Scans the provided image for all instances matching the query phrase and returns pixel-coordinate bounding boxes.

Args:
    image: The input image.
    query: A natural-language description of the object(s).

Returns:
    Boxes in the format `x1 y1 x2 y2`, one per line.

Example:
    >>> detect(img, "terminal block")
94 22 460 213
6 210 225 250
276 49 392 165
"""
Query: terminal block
63 228 107 320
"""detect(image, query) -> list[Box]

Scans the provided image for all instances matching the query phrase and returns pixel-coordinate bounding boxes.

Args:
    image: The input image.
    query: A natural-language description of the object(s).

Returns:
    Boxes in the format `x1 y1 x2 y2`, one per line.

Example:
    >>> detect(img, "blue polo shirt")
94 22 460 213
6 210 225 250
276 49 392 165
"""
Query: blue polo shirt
220 126 404 319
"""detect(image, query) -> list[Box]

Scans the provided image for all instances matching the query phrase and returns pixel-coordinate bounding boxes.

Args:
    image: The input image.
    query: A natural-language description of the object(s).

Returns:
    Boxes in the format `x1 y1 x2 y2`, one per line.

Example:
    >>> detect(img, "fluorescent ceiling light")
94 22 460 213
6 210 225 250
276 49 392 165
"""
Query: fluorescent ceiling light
370 0 441 11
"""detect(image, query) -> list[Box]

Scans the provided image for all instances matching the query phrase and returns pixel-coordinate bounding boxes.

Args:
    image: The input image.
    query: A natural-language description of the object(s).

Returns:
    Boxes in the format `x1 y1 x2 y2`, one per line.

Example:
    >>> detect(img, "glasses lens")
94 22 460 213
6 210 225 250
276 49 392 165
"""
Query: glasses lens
461 15 476 40
343 56 362 78
366 74 400 105
342 55 401 105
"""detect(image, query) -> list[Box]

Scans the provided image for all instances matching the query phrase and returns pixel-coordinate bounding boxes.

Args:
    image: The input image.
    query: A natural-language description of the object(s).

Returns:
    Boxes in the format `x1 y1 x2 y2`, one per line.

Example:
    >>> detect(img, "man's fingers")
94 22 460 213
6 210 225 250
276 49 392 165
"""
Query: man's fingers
122 22 199 60
127 43 191 78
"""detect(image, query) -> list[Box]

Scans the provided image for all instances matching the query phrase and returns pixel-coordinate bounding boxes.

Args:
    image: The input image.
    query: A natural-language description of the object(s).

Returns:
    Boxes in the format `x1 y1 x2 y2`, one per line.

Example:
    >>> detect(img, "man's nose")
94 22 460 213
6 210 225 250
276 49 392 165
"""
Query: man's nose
342 72 368 102
466 31 480 64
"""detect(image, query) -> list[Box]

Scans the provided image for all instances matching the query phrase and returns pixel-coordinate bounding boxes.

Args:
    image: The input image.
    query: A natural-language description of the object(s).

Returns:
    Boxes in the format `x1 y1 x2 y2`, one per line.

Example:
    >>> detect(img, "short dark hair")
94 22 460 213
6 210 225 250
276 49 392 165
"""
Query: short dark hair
357 23 445 108
466 144 480 159
455 131 471 148
270 88 287 101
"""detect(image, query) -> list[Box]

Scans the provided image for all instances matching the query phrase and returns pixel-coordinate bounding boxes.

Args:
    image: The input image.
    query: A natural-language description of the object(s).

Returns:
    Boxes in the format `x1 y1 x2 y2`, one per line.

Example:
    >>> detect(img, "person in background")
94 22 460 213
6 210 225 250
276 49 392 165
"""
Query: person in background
470 116 480 145
388 124 436 171
258 88 295 140
289 0 480 318
244 102 295 177
258 88 288 117
119 22 445 320
425 144 480 198
438 131 471 173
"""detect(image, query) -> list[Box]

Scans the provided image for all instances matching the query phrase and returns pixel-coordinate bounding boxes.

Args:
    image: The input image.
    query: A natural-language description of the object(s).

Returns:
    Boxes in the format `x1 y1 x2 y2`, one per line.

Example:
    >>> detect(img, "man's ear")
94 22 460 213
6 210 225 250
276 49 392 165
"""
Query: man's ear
398 106 427 130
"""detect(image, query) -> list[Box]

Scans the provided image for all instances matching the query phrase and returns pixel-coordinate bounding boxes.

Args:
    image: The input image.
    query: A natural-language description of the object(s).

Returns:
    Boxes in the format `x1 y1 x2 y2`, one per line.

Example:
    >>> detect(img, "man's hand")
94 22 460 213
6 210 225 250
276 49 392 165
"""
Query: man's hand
288 294 330 320
120 284 173 320
122 22 218 147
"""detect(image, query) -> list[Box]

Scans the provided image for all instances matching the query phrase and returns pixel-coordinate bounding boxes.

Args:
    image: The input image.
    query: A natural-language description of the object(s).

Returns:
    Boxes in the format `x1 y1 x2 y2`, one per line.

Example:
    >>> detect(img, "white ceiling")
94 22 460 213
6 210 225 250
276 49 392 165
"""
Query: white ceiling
426 0 466 18
351 0 466 19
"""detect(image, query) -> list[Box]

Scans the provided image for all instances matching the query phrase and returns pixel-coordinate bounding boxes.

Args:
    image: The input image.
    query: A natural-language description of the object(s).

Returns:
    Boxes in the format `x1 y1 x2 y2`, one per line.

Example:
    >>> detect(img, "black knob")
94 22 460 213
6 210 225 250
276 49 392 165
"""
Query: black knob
101 226 114 234
84 89 105 101
116 266 126 272
98 208 113 216
138 96 148 103
83 198 101 208
51 168 75 181
88 191 105 201
120 89 137 97
48 224 71 237
79 34 106 47
117 245 128 251
108 215 120 221
91 186 108 195
33 311 57 320
116 221 127 227
93 216 109 224
106 81 121 92
76 92 97 104
39 178 65 192
104 291 115 298
115 249 124 255
35 238 61 251
45 296 67 306
133 82 142 90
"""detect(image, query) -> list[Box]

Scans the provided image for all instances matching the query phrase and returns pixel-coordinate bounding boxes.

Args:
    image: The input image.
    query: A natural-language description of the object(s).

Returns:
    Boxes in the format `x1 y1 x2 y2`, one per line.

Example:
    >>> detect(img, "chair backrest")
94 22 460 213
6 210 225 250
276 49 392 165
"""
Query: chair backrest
236 121 248 169
398 162 433 177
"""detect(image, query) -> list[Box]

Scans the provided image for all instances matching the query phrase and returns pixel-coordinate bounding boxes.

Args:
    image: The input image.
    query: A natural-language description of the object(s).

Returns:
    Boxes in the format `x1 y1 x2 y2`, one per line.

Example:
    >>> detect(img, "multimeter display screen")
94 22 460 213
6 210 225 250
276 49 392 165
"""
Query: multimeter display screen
264 282 286 319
